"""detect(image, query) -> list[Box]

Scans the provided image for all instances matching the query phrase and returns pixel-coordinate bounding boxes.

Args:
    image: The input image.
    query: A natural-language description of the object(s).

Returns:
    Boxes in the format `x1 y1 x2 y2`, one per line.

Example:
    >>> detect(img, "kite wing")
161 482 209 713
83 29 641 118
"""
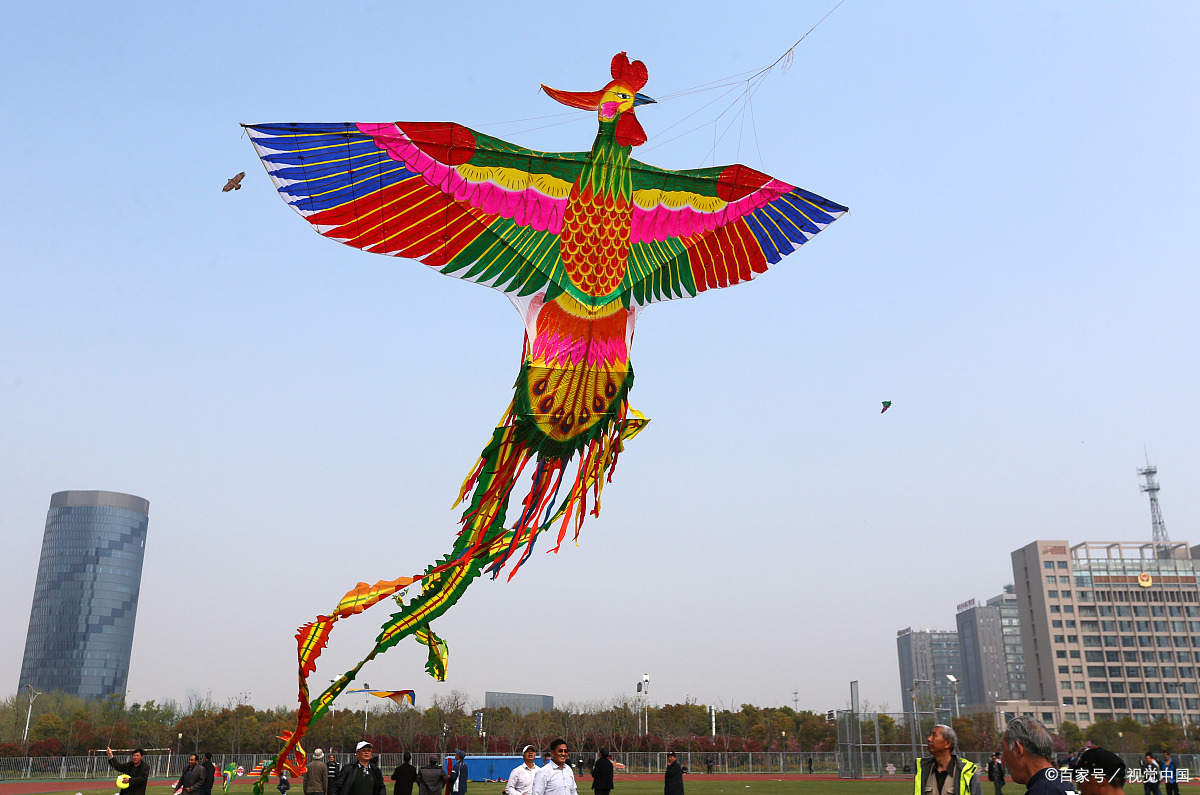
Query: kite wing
245 122 587 298
622 160 847 305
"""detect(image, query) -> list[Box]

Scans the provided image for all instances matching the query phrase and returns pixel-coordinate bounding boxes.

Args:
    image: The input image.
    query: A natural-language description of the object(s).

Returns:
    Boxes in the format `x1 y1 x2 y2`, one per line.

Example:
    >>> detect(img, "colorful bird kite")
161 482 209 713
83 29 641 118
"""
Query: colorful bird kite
244 52 846 791
881 401 892 413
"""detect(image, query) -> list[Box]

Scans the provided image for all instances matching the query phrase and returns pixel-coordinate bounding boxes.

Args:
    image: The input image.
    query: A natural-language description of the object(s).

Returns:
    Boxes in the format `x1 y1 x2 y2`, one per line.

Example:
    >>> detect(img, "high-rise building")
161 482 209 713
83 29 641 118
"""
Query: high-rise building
987 585 1028 701
896 628 961 714
956 586 1028 710
18 491 150 699
484 691 554 715
1012 539 1200 728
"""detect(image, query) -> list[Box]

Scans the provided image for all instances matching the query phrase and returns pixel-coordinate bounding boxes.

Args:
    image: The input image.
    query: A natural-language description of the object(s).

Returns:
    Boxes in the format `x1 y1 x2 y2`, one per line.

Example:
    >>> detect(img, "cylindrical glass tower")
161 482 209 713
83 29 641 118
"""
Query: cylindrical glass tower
18 490 150 699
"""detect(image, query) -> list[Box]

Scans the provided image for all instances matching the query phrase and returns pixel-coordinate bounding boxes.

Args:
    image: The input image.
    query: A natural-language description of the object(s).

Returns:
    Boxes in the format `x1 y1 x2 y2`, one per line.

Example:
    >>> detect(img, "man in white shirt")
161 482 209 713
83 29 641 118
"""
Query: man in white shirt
532 740 576 795
506 746 539 795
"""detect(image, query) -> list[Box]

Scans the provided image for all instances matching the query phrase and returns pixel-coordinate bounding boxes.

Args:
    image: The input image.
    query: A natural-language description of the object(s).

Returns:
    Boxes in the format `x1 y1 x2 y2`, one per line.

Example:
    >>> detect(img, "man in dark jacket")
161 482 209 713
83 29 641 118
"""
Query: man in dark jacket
177 755 206 795
591 749 614 795
987 752 1006 795
449 752 468 795
107 747 150 795
332 742 386 795
391 752 418 795
202 753 217 795
417 756 447 795
664 752 683 795
328 752 341 793
1000 717 1072 795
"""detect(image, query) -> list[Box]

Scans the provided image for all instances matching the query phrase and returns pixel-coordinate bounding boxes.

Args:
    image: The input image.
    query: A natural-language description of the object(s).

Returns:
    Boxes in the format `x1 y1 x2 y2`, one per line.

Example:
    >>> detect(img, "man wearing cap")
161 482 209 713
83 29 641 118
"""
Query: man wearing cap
507 746 540 795
1073 747 1126 795
306 748 328 795
417 756 447 795
391 752 417 795
332 742 385 795
533 739 576 795
914 724 982 795
1000 717 1073 795
449 752 469 795
664 752 683 795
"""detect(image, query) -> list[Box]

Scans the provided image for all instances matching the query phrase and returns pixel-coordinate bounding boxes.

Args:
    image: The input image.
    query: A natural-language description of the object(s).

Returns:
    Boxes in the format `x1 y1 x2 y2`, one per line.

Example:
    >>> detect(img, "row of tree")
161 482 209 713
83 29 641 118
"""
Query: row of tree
6 691 1200 758
0 691 839 757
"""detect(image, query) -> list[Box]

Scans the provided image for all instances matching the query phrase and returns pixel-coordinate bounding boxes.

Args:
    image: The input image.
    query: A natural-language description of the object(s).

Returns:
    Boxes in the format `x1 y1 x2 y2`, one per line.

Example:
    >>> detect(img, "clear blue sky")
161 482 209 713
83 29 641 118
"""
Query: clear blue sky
2 0 1198 715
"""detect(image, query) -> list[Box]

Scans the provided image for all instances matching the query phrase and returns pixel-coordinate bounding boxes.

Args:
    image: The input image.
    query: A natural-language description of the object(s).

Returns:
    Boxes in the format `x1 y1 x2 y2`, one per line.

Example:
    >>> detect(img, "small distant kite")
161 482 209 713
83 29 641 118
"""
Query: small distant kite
345 688 416 707
222 172 245 192
881 401 892 413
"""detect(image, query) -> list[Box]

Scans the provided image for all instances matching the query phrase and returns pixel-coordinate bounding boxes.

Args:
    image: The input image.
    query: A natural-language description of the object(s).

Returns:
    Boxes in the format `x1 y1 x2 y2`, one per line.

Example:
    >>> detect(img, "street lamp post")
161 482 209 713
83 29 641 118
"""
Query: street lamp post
362 684 371 737
21 684 42 754
945 675 960 719
642 674 650 738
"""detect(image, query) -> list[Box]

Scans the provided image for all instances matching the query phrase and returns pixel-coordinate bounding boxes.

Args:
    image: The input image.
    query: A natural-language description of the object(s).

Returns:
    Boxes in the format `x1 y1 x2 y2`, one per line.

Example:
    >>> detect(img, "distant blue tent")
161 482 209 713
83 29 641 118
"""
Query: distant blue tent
450 756 540 782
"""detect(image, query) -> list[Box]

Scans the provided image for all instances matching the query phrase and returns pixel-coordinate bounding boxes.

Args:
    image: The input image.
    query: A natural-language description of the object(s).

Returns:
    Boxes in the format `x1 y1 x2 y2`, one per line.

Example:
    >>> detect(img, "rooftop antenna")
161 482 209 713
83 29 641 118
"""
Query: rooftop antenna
1138 456 1170 556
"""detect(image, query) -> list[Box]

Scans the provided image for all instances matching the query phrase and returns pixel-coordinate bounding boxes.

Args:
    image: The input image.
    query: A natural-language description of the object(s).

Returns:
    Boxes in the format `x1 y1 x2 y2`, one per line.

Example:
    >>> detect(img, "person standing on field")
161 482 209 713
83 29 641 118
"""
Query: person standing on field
306 748 329 795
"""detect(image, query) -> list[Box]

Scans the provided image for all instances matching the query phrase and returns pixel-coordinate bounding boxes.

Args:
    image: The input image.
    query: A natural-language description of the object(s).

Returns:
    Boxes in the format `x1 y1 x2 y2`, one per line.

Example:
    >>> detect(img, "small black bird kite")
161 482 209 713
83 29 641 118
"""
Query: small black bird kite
222 172 245 192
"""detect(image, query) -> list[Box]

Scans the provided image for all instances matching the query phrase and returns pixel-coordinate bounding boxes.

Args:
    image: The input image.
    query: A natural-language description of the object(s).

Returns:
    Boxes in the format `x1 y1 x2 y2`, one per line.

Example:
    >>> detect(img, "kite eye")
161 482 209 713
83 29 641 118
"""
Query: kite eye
617 93 630 100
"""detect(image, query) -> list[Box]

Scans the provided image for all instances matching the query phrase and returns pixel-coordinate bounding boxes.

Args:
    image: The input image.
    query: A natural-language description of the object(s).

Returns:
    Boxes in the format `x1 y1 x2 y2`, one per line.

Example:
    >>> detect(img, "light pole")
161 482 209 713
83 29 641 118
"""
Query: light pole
362 684 371 737
643 674 650 738
945 675 960 719
21 684 41 754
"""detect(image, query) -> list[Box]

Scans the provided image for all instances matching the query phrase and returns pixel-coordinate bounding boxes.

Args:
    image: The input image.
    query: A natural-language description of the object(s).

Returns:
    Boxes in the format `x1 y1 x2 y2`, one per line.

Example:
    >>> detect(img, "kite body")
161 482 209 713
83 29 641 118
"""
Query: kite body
244 53 845 790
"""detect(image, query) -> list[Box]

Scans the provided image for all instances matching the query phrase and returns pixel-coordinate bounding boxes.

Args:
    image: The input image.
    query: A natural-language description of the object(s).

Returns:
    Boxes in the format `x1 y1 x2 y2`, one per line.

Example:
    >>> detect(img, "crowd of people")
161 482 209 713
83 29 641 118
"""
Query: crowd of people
917 716 1186 795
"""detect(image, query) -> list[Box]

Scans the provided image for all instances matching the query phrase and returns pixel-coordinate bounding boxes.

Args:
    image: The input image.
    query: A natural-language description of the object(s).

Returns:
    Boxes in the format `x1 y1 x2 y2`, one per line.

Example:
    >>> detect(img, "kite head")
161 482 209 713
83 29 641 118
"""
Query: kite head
542 52 655 147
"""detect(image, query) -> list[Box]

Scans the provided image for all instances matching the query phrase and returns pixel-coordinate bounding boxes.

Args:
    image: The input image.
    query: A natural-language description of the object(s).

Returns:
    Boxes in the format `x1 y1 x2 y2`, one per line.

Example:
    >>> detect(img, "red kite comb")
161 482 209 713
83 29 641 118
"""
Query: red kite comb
610 52 648 92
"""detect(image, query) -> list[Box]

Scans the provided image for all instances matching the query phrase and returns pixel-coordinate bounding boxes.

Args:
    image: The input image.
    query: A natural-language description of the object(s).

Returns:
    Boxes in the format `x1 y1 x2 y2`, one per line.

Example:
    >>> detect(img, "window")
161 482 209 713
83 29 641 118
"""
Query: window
1152 606 1166 617
1064 605 1075 613
1055 635 1066 643
1147 682 1162 693
1145 667 1160 677
1063 697 1074 705
1100 606 1114 616
1060 575 1071 583
1086 651 1104 662
1065 711 1076 720
1053 620 1064 628
1067 620 1077 628
1111 682 1126 693
1042 712 1055 722
1129 682 1144 693
1149 697 1164 708
1057 650 1068 659
1102 621 1117 632
1078 712 1090 720
1070 650 1081 659
1133 606 1147 617
1076 681 1087 689
1128 667 1142 677
1090 682 1110 693
1182 668 1196 678
1059 665 1069 674
1049 590 1059 598
1046 575 1057 584
1143 652 1157 662
1062 680 1073 690
1132 697 1146 708
1124 651 1139 662
1106 651 1120 662
1161 651 1174 662
1062 590 1072 598
1088 666 1107 677
1051 605 1062 613
1113 698 1128 708
1045 561 1056 569
1072 666 1083 674
1109 667 1123 677
1058 561 1069 569
1092 697 1112 708
1155 621 1169 632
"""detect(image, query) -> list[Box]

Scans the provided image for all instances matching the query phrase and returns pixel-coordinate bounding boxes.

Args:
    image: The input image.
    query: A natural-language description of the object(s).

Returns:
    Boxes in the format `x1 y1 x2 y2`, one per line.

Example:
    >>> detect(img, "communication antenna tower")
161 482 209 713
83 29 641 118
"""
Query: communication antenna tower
1138 459 1170 550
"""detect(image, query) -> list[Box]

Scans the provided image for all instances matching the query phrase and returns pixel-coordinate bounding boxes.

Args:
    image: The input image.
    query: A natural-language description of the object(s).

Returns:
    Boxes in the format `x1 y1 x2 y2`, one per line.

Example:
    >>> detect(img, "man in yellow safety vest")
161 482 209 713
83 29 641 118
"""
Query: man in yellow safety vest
913 724 982 795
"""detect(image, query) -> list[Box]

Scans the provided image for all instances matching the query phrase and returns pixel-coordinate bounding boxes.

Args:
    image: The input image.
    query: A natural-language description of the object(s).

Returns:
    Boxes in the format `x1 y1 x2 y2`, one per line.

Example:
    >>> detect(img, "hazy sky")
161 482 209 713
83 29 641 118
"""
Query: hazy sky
3 1 1198 718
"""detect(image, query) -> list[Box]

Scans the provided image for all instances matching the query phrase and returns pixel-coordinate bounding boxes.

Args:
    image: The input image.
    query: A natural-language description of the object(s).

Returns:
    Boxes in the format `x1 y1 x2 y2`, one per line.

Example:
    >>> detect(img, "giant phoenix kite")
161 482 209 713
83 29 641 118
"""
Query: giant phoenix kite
244 53 846 789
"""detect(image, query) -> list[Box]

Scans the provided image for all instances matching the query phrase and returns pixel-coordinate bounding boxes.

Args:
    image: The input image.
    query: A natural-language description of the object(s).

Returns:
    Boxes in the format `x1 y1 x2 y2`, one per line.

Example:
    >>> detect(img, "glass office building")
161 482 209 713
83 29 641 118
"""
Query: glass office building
18 491 150 699
484 691 554 715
